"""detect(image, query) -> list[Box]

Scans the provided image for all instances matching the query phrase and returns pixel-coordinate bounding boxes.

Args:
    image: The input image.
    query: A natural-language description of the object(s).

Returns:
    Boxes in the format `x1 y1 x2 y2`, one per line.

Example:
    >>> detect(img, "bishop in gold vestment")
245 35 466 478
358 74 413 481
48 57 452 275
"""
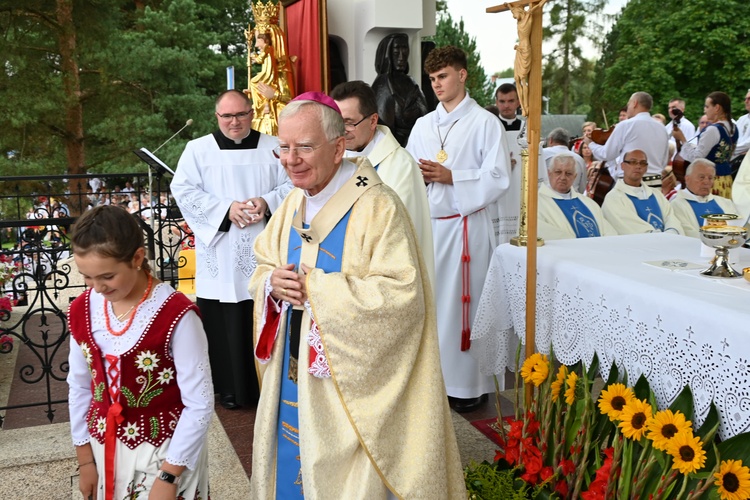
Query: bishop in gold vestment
249 94 465 499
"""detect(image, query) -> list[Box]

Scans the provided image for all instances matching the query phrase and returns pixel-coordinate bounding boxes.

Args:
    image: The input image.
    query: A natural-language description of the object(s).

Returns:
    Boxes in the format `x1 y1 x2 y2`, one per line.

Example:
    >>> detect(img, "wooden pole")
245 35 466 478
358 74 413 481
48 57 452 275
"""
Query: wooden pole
487 0 545 408
522 1 543 410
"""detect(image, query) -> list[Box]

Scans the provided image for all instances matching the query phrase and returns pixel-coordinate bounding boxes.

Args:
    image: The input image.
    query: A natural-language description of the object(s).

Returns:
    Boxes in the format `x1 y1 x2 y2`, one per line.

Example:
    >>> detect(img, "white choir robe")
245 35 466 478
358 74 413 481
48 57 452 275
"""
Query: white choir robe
670 189 738 238
542 145 587 194
406 93 510 398
345 125 435 288
602 180 685 235
171 132 292 302
537 184 617 240
732 153 750 222
494 128 548 244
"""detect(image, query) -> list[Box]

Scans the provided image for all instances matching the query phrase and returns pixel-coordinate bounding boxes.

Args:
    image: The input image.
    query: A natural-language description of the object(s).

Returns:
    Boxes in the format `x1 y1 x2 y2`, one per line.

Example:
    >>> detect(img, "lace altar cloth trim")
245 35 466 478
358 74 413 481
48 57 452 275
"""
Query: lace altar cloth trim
471 243 750 440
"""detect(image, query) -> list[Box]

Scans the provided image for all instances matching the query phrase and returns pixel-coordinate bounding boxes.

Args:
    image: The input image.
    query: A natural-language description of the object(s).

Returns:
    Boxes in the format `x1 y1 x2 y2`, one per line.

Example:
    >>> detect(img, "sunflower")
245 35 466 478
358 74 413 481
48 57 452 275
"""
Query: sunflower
551 365 569 402
618 398 652 441
645 409 692 451
598 383 635 422
667 431 706 475
520 353 549 387
564 371 579 405
714 460 750 500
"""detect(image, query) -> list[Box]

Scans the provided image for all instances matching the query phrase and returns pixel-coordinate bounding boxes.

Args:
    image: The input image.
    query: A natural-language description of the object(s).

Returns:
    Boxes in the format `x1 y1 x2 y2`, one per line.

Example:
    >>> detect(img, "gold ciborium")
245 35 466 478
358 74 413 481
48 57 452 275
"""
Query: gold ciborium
699 214 747 278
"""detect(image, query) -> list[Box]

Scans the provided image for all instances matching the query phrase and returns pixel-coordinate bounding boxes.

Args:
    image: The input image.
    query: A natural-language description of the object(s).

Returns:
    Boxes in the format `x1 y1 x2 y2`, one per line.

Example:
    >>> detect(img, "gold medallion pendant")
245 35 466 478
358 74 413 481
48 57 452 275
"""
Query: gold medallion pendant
436 149 448 163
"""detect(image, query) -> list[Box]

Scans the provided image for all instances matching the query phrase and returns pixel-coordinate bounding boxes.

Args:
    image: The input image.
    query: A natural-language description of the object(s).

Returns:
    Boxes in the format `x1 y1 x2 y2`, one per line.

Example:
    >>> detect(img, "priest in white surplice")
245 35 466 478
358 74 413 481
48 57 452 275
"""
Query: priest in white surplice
539 154 617 240
493 83 548 245
671 159 738 238
331 80 434 286
542 128 587 194
602 149 684 235
406 46 510 413
171 90 291 409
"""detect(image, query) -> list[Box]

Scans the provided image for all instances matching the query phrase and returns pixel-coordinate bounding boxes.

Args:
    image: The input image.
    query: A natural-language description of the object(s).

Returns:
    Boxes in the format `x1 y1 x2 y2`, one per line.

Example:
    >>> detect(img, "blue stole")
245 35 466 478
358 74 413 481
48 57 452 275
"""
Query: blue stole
275 210 353 498
625 193 664 231
552 197 600 238
703 123 738 176
686 198 724 227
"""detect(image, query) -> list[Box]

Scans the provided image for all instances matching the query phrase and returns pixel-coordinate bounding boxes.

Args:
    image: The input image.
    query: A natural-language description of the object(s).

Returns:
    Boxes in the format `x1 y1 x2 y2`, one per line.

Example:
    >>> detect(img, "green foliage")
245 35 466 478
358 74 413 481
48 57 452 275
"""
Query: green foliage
542 0 607 114
464 461 529 500
0 0 251 176
430 13 494 107
591 0 750 123
494 68 515 79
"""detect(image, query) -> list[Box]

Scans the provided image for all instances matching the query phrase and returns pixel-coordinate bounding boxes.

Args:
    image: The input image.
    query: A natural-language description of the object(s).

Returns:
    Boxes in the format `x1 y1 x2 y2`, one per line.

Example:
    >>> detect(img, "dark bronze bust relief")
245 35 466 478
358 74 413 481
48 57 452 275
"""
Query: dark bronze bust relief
372 33 428 147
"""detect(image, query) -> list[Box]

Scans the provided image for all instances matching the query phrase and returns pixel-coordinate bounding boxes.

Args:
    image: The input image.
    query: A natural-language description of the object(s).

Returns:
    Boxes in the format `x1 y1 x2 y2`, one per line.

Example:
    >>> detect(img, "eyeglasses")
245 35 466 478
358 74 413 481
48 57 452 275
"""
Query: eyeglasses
344 113 374 131
217 111 252 121
273 139 336 158
623 159 648 167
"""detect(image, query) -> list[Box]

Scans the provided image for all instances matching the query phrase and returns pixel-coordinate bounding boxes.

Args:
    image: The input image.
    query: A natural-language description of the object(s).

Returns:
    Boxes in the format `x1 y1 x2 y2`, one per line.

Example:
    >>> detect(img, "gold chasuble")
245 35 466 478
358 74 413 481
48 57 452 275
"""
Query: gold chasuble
250 159 465 499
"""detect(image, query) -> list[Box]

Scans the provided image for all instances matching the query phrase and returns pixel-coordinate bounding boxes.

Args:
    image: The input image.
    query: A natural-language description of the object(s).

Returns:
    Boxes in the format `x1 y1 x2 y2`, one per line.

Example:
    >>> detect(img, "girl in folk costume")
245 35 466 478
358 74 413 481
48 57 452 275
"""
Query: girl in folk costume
66 205 213 500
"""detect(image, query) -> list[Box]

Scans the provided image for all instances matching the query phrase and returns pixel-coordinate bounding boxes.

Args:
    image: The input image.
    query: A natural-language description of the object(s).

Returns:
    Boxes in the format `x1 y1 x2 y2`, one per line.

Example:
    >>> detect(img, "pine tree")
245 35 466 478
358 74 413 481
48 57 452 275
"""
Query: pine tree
430 12 494 107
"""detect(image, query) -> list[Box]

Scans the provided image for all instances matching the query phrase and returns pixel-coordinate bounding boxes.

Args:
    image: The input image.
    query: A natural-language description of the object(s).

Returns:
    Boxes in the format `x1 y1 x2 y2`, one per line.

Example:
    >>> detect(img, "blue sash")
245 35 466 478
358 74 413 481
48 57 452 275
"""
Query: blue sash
625 193 664 231
275 210 353 498
552 197 601 238
685 198 724 228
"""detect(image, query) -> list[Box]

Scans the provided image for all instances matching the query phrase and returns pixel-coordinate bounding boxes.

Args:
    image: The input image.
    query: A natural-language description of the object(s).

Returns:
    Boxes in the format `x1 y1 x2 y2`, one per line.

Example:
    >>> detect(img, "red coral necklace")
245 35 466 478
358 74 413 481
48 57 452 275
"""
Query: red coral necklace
104 273 154 336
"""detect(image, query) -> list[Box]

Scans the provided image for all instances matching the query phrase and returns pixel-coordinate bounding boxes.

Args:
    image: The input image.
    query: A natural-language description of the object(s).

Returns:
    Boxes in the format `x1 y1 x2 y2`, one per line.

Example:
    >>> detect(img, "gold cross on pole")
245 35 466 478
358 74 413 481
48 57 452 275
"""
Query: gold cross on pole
488 0 548 405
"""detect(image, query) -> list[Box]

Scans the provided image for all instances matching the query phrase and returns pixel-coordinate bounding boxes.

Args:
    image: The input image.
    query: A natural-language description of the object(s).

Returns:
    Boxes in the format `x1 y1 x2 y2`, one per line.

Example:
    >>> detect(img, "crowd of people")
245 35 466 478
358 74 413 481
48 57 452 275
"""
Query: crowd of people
64 43 750 500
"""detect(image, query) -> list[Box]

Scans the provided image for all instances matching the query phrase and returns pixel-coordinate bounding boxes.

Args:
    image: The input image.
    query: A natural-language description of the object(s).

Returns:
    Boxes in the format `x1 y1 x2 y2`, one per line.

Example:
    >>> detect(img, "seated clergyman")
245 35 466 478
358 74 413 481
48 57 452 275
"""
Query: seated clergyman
602 149 685 235
538 154 617 240
670 159 739 238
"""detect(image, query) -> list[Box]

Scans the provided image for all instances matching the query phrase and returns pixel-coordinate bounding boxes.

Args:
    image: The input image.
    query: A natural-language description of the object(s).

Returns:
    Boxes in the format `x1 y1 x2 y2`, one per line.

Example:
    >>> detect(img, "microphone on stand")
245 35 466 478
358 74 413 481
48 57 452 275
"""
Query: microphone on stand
153 119 193 153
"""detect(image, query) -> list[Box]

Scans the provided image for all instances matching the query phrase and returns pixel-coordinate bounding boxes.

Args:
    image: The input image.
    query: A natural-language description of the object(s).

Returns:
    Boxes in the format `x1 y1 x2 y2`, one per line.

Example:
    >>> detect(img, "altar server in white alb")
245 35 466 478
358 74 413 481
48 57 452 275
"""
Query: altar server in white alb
602 149 684 235
331 80 435 286
538 154 617 240
171 90 292 409
671 159 738 238
407 46 510 413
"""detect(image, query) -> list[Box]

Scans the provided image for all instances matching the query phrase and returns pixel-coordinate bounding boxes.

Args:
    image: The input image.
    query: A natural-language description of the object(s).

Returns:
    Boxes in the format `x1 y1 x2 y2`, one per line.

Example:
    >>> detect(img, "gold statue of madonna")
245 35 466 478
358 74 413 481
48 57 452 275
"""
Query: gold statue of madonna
245 1 295 136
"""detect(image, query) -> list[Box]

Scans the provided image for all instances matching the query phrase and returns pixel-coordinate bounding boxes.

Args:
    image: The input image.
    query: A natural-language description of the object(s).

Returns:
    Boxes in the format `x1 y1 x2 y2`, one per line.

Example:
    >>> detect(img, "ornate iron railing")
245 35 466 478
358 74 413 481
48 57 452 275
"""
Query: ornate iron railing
0 170 193 426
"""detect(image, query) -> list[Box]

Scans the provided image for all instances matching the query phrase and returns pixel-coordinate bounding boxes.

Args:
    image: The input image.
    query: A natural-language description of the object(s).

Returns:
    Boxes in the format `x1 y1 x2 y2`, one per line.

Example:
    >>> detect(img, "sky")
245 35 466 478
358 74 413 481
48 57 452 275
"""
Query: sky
444 0 629 76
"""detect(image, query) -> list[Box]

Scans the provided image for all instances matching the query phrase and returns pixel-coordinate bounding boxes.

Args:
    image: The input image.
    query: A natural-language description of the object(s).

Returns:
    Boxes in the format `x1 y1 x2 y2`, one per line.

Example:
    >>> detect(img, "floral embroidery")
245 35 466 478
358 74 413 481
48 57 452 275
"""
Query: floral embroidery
96 416 107 436
80 342 93 365
157 367 175 385
123 422 141 441
135 350 160 372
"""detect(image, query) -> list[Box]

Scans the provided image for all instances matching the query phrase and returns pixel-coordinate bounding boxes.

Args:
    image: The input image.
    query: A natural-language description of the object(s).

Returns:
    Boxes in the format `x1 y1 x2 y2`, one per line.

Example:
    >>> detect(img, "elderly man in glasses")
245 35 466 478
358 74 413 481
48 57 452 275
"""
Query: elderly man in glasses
602 149 684 235
248 92 465 499
171 89 292 410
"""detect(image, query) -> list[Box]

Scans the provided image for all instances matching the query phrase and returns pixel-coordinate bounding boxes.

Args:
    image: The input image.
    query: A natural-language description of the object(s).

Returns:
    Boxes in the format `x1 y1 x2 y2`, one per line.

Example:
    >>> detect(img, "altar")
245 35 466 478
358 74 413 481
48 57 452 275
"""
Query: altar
471 233 750 439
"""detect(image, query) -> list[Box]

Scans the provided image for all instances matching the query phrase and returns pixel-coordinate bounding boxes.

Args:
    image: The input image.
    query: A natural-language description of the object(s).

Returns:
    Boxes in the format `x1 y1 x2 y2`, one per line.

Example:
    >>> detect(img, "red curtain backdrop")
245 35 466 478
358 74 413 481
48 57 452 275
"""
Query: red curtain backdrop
285 0 323 93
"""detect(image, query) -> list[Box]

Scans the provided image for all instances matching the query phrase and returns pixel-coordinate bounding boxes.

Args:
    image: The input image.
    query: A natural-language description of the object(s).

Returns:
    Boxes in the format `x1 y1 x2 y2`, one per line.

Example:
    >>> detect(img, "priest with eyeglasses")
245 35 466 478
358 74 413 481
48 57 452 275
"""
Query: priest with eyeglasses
171 90 292 410
601 149 685 235
538 154 617 240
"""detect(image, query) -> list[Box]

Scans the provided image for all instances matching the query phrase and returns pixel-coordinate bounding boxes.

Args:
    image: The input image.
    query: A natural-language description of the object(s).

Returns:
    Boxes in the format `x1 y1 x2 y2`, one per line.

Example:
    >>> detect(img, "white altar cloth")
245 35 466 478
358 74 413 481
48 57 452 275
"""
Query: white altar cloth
471 233 750 439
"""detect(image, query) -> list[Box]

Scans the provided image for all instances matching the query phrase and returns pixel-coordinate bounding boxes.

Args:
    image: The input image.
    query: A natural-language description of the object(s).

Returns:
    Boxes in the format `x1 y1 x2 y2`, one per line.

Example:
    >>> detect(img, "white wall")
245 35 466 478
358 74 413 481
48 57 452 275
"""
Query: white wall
327 0 435 86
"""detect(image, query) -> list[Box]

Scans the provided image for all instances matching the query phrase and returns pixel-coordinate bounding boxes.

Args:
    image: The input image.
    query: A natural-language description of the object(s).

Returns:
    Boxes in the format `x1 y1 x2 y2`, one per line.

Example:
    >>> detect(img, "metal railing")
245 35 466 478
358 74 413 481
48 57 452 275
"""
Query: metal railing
0 170 193 426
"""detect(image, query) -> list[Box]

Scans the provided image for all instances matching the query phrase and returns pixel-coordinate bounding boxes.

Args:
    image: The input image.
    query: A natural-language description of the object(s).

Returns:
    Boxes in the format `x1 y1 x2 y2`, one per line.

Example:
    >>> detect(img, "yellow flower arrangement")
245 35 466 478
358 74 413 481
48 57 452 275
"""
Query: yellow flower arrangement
564 370 578 405
520 352 549 387
618 398 652 441
550 364 568 402
597 383 634 422
667 431 707 475
645 409 692 451
714 460 750 500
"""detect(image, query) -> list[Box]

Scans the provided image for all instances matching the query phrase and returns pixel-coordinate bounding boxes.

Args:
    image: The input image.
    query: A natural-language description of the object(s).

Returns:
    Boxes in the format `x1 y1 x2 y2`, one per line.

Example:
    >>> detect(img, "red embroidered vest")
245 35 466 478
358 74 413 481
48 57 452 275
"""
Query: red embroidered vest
68 289 199 449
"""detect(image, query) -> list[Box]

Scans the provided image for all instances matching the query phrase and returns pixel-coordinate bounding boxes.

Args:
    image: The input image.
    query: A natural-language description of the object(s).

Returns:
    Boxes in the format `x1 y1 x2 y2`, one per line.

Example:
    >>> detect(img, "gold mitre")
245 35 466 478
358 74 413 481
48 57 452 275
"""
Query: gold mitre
252 1 280 34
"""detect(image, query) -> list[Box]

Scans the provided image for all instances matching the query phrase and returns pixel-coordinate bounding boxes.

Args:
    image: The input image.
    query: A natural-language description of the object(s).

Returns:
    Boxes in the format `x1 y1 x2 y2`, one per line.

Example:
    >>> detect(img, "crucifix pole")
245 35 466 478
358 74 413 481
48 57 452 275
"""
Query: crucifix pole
487 0 547 407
